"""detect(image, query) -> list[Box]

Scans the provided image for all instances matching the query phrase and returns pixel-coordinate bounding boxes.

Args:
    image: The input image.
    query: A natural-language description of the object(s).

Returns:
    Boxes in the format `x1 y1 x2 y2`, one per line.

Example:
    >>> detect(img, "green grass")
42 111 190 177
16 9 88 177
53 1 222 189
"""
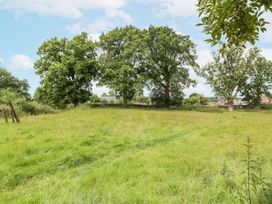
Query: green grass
0 106 272 203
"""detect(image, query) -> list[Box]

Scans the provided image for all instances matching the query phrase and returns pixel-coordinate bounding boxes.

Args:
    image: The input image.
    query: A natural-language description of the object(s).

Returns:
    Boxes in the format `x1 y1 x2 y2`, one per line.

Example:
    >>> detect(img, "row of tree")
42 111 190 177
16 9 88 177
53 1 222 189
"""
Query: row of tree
32 25 272 110
34 26 198 108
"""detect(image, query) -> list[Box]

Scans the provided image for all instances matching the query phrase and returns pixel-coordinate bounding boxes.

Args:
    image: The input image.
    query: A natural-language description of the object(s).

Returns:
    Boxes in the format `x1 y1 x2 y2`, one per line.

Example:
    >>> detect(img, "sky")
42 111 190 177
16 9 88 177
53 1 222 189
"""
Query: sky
0 0 271 97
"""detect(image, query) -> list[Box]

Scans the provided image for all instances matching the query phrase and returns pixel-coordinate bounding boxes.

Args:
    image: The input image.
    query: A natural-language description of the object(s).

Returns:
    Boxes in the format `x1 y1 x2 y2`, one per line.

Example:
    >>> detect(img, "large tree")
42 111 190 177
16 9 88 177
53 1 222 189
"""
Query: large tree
98 26 145 106
0 67 30 100
143 26 198 107
241 48 272 108
197 47 246 111
197 0 272 48
34 33 97 108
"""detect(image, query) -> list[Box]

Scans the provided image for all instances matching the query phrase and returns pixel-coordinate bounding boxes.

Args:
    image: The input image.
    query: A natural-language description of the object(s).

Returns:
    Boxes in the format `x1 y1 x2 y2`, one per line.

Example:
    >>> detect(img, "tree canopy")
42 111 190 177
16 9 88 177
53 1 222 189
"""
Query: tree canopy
142 26 198 106
197 0 272 48
197 47 246 111
240 48 272 108
98 26 145 105
34 33 98 108
0 67 30 101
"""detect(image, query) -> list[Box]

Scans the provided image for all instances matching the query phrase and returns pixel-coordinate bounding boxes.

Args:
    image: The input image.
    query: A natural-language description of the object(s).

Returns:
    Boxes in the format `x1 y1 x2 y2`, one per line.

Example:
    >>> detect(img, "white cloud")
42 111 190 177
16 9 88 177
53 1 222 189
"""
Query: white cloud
184 83 213 97
106 9 132 22
87 18 114 34
66 18 114 41
66 23 85 35
263 29 272 42
0 58 4 64
154 0 197 17
0 0 131 21
261 49 272 61
9 54 34 70
197 49 213 66
260 13 272 42
183 48 214 97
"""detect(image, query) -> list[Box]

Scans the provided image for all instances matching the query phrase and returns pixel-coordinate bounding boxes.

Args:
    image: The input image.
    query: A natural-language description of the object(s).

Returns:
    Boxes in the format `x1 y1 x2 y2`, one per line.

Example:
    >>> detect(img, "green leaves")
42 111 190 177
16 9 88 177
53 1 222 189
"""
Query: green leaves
197 47 247 110
34 33 98 108
197 0 271 49
0 67 30 101
142 26 198 106
199 47 272 110
239 48 272 108
98 26 145 105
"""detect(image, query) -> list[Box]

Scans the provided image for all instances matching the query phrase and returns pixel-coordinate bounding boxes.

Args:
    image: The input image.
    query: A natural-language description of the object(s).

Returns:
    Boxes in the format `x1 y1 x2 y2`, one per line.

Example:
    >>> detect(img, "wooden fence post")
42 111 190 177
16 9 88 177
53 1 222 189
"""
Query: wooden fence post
8 102 20 123
3 109 8 123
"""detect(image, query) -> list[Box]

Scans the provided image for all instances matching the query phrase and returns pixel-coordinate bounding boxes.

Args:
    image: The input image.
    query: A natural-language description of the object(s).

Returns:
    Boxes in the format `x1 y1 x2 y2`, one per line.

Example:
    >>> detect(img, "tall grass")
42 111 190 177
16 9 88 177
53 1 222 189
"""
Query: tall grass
0 106 272 203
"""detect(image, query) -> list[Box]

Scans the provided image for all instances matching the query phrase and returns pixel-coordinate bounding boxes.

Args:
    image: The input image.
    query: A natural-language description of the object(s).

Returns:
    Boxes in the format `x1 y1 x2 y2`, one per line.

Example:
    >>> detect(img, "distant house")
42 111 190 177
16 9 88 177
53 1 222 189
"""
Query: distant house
214 95 272 107
216 98 247 107
100 96 117 103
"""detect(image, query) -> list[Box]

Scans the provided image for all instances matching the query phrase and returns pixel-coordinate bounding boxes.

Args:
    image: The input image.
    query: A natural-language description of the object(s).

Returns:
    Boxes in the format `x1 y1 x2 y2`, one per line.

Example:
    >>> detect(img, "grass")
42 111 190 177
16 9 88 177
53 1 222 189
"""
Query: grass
0 106 272 203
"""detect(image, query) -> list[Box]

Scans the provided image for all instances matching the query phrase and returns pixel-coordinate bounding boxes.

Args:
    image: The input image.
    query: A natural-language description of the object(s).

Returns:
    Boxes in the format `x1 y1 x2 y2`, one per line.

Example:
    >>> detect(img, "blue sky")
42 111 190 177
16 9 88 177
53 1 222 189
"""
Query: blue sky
0 0 271 97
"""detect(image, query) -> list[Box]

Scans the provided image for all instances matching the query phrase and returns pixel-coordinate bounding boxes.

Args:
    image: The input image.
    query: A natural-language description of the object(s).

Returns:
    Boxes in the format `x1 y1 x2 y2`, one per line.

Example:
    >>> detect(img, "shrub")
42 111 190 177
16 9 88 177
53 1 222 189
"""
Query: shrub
88 95 102 103
133 96 151 105
183 93 208 106
18 101 55 115
220 137 272 203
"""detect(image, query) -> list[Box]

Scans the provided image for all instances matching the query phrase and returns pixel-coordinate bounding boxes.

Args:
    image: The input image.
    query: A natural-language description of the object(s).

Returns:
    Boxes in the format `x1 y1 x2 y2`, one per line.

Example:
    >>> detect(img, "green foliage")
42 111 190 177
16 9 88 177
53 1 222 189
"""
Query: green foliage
0 89 25 105
88 94 102 103
220 137 272 203
98 26 146 105
197 0 272 49
34 32 98 108
183 93 208 106
0 67 30 100
240 48 272 108
18 101 55 115
197 47 247 111
143 26 198 106
133 96 151 105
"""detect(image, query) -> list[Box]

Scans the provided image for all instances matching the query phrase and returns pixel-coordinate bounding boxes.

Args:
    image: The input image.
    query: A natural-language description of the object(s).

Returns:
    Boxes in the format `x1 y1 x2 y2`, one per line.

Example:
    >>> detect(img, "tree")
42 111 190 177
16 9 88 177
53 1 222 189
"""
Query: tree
34 33 97 108
197 0 272 49
143 26 198 107
197 47 246 111
183 93 208 106
0 88 25 105
240 48 272 109
0 67 30 100
98 26 145 106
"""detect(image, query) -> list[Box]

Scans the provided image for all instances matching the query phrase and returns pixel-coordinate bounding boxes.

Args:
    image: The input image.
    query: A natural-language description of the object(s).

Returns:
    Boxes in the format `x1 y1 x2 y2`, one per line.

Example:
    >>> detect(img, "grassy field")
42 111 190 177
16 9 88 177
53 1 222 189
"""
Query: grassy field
0 106 272 203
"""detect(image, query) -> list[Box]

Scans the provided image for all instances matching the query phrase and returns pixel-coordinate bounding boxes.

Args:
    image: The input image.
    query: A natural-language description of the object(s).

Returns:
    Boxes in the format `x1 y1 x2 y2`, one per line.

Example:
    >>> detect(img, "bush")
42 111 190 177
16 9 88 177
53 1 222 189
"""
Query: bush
88 95 102 103
133 96 151 105
18 101 55 115
183 93 208 106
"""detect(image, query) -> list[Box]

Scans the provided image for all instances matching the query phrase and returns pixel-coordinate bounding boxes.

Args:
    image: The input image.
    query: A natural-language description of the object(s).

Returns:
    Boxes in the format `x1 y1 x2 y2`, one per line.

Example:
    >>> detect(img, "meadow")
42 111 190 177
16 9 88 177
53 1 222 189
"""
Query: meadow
0 106 272 203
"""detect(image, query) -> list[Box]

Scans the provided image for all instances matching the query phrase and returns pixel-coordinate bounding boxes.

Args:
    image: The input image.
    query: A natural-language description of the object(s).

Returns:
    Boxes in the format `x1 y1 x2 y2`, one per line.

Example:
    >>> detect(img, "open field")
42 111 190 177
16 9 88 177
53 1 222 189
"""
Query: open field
0 106 272 203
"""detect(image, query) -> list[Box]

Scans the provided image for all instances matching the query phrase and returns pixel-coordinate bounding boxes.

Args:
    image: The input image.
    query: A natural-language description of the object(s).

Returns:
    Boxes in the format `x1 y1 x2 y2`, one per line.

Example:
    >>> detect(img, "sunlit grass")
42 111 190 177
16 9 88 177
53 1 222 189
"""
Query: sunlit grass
0 106 272 203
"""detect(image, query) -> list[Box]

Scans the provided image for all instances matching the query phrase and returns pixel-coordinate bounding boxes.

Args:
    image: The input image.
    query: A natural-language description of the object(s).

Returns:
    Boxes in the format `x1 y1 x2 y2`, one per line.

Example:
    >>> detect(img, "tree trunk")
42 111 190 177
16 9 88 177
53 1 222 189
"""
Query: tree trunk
228 100 234 112
123 96 128 106
3 110 8 123
164 85 170 107
255 95 261 110
73 100 79 107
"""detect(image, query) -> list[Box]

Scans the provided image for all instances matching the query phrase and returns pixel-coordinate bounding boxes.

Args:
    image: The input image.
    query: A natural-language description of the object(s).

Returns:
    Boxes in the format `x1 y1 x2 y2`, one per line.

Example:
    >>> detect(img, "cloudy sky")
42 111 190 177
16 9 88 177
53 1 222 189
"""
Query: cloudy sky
0 0 271 97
